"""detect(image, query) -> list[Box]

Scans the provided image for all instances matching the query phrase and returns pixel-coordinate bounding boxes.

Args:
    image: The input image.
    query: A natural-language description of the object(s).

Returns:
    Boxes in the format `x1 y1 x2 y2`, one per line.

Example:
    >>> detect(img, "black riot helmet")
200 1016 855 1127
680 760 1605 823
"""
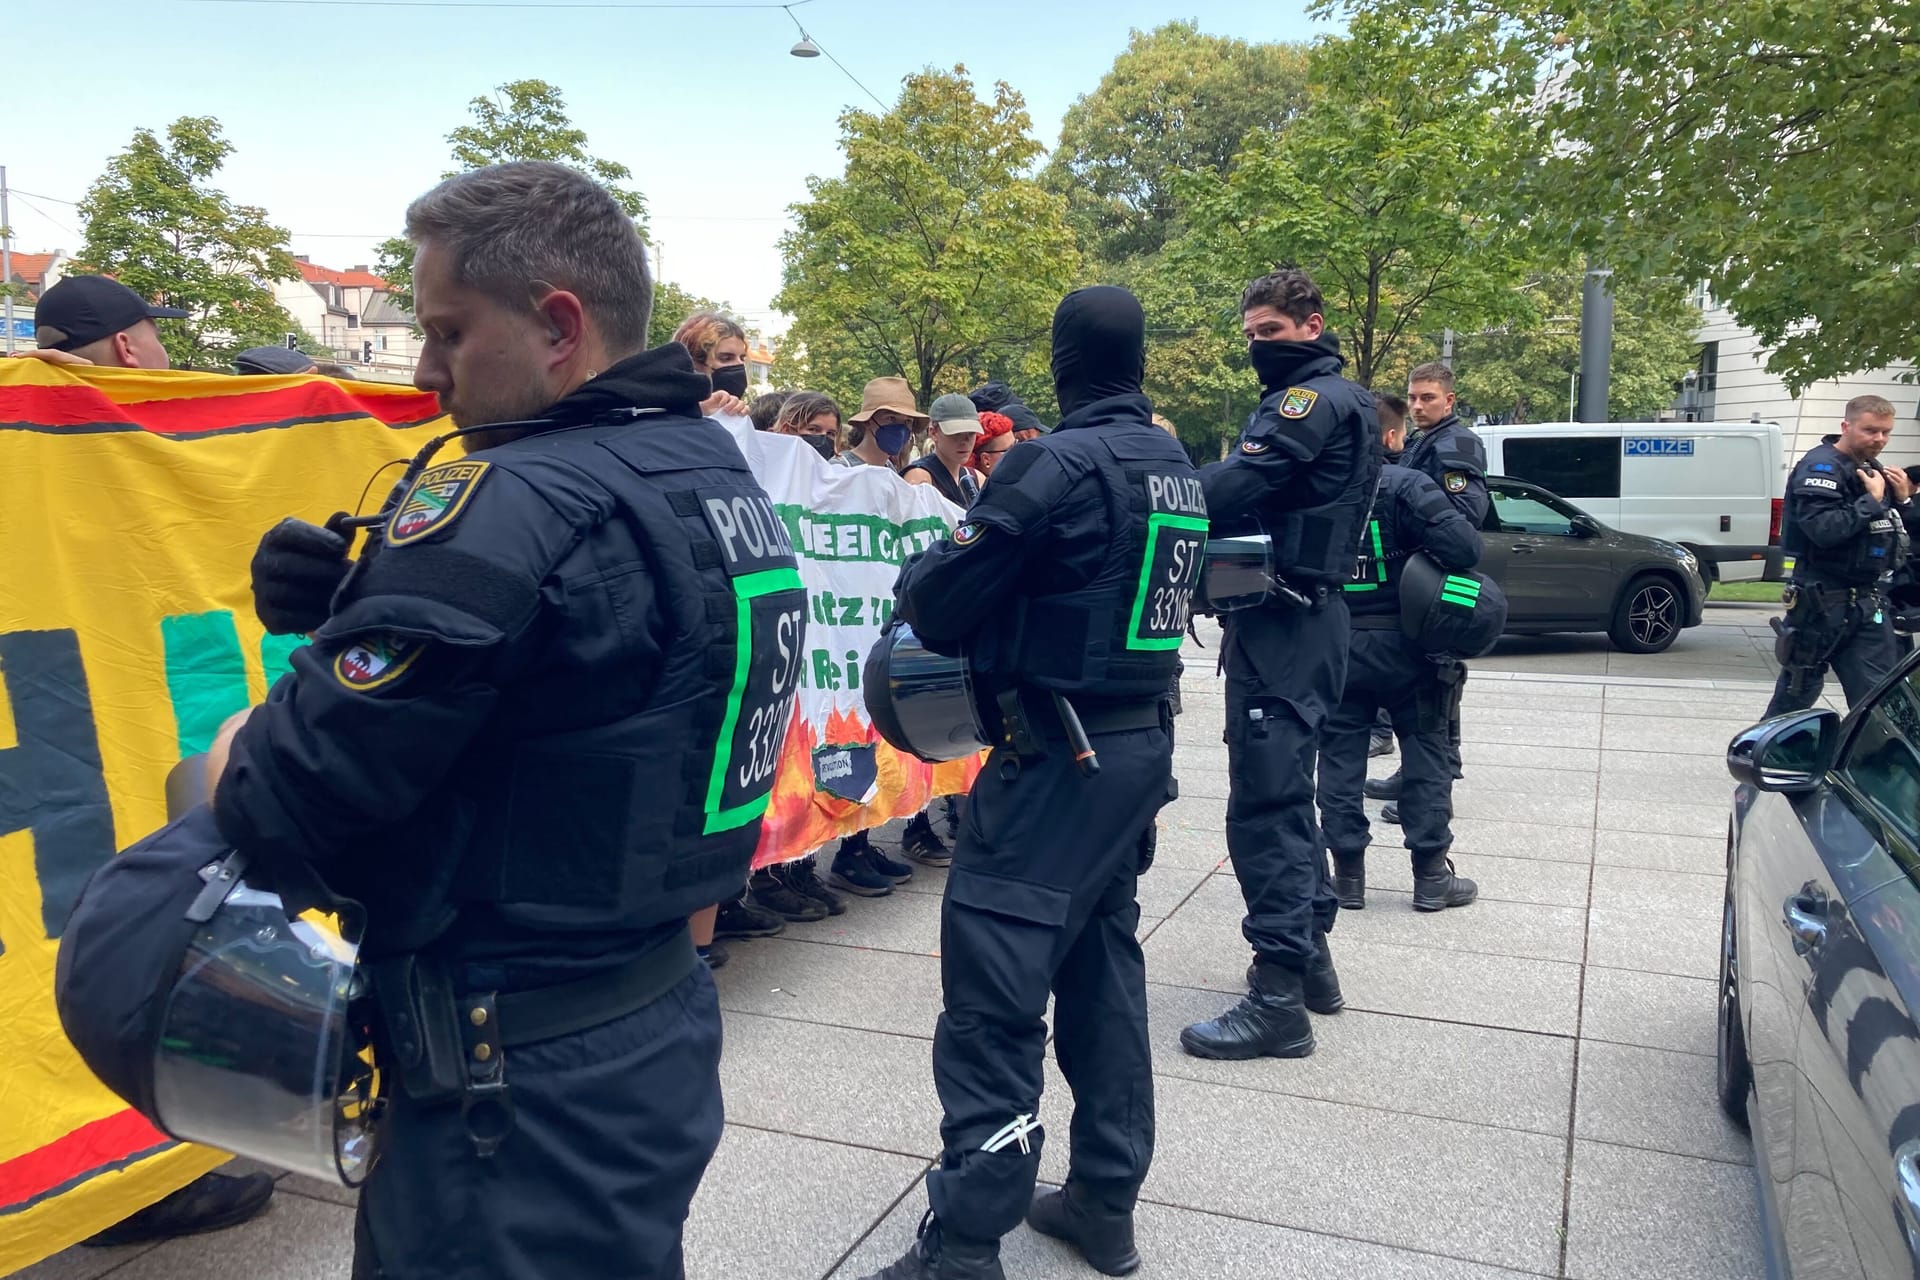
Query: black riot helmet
862 621 988 763
1397 553 1508 658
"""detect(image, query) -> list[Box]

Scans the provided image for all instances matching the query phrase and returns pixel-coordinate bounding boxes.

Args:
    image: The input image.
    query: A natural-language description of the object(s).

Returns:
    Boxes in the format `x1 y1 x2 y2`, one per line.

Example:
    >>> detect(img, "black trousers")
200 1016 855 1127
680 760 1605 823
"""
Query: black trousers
1765 585 1901 718
926 720 1171 1243
1221 599 1347 970
1318 629 1455 862
352 964 725 1279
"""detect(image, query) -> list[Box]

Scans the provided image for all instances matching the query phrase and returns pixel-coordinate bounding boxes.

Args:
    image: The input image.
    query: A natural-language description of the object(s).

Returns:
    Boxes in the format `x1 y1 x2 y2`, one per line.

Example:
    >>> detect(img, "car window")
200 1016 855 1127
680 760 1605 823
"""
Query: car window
1503 436 1622 499
1488 487 1576 536
1839 666 1920 850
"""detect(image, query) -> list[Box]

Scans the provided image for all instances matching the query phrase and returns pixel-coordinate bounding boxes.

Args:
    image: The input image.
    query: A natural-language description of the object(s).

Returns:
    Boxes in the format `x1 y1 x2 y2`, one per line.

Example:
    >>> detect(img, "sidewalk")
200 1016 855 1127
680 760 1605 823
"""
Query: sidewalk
23 605 1786 1280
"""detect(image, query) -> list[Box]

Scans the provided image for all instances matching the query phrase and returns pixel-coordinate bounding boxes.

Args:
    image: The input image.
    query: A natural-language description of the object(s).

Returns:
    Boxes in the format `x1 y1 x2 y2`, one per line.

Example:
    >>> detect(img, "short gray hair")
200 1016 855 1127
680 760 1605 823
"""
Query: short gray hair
405 161 652 354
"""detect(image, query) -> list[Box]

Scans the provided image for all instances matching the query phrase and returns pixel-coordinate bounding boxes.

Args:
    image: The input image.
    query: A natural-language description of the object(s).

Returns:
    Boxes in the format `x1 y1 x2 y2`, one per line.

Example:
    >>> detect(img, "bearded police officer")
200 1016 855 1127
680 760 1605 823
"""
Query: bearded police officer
1319 428 1483 914
210 162 807 1279
1179 268 1381 1062
861 287 1200 1280
1371 362 1488 821
1766 394 1918 717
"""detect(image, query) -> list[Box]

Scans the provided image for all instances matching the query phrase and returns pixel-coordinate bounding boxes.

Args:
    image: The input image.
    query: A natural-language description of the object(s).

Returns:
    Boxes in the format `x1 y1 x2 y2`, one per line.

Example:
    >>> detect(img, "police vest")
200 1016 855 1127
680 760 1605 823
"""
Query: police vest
994 429 1208 699
1265 380 1381 583
343 416 808 942
1781 446 1905 585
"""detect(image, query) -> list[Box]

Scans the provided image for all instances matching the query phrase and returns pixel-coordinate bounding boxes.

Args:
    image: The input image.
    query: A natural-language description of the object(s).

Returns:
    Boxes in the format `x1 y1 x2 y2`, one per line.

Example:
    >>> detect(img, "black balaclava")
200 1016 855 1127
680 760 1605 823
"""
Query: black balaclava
1051 286 1147 417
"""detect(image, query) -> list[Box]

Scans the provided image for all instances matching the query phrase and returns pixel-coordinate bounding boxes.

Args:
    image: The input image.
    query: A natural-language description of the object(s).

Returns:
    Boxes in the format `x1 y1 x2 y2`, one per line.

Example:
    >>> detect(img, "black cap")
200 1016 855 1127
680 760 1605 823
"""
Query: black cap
233 346 316 376
35 276 190 352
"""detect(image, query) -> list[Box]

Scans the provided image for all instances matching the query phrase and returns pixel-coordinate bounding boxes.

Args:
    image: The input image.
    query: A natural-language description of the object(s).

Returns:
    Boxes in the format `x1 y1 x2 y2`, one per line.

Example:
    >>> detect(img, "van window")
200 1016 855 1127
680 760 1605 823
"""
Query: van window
1502 437 1622 499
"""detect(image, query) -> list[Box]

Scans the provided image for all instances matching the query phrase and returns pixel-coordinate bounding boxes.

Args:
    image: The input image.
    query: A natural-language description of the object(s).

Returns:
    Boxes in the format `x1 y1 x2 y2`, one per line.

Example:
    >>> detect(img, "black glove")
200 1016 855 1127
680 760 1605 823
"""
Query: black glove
251 516 351 635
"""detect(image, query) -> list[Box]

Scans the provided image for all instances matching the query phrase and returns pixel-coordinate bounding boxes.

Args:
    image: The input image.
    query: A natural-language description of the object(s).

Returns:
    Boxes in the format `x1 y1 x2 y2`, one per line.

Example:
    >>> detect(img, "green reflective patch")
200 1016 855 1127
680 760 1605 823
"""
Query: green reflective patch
1126 513 1209 651
704 566 806 836
1439 591 1479 609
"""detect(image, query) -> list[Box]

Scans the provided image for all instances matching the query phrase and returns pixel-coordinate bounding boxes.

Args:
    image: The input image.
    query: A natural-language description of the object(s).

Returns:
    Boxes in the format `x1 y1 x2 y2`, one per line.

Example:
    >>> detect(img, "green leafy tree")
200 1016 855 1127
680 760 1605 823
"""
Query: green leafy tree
1324 0 1920 392
375 79 647 313
1442 271 1702 423
1170 10 1538 388
1044 22 1309 264
775 66 1080 412
646 279 733 353
73 117 303 369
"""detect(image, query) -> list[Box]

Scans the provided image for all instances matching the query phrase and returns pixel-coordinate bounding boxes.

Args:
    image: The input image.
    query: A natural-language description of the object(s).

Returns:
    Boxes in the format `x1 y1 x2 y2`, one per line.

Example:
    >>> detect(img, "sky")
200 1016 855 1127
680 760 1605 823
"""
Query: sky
3 0 1325 334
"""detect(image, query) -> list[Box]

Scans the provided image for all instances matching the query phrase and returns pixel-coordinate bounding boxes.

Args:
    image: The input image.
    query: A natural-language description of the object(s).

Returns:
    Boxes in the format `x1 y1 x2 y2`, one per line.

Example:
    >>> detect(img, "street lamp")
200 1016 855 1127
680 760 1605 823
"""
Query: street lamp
790 34 821 57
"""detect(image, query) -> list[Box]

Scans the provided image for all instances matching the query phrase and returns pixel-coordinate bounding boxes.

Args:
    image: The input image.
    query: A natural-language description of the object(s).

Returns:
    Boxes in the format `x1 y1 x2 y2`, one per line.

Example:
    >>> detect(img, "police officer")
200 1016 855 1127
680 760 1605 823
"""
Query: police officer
1765 394 1918 717
1179 268 1381 1062
210 162 807 1280
1320 424 1482 914
1371 362 1488 822
1367 392 1410 760
861 287 1198 1280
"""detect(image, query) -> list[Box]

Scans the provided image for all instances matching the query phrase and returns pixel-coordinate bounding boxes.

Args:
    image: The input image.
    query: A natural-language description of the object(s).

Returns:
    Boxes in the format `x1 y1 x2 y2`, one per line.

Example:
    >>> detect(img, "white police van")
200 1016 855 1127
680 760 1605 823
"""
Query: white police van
1474 420 1787 583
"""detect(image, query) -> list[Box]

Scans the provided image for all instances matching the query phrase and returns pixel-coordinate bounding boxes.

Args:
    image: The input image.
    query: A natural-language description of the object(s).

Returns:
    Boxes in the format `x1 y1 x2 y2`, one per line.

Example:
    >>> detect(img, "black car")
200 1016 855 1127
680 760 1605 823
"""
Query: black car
1480 476 1707 654
1721 651 1920 1277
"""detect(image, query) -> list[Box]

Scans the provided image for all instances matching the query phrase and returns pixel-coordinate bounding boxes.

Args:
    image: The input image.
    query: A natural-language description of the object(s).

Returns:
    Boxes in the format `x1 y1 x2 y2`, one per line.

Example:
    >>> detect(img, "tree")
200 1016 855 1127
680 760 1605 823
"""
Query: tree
646 279 732 353
374 79 647 313
1443 271 1702 423
1044 22 1309 264
776 67 1079 412
72 117 304 369
1169 10 1539 388
1325 0 1920 392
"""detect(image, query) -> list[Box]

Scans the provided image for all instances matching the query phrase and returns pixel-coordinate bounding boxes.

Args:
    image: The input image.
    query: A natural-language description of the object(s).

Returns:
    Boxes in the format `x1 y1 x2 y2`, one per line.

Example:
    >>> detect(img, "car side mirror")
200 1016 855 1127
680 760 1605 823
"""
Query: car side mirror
1727 710 1841 792
1570 515 1601 538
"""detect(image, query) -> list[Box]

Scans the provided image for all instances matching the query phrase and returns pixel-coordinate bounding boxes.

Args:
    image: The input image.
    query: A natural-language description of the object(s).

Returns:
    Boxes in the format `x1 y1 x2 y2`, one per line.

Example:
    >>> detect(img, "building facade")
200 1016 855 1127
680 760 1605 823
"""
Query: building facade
272 258 421 383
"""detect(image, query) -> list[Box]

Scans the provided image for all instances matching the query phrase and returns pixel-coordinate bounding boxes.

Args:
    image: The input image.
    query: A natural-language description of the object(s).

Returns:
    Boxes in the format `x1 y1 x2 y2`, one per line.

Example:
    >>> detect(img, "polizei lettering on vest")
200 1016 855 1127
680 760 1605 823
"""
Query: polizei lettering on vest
1146 474 1207 517
704 492 796 572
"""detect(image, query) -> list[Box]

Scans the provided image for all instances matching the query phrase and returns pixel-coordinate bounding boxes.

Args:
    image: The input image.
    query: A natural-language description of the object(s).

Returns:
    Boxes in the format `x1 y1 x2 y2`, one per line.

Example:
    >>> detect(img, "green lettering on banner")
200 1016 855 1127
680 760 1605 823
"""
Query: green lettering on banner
775 504 950 566
161 611 251 756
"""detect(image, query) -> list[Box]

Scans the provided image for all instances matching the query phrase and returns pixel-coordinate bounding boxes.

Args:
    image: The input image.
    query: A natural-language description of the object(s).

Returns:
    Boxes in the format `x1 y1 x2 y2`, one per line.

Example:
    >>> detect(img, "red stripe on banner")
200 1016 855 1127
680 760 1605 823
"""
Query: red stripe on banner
0 382 442 434
0 1110 174 1211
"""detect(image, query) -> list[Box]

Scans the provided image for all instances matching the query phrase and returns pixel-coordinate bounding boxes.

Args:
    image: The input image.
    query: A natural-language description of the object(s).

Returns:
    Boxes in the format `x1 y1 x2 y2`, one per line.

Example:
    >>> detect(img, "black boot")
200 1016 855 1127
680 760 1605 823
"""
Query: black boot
1368 729 1395 758
1027 1185 1139 1276
1379 801 1402 826
1179 963 1315 1060
1332 853 1366 910
1363 769 1402 801
1413 855 1478 911
860 1211 1005 1280
1304 931 1345 1014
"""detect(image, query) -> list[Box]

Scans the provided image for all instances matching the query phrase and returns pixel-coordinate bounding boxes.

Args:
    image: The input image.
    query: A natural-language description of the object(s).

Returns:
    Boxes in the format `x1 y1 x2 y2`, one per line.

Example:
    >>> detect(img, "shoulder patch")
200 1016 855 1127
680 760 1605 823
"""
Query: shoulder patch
388 460 491 546
333 634 424 691
1241 439 1272 455
1802 476 1839 491
1813 463 1834 472
1278 387 1319 419
952 521 985 548
1444 471 1469 494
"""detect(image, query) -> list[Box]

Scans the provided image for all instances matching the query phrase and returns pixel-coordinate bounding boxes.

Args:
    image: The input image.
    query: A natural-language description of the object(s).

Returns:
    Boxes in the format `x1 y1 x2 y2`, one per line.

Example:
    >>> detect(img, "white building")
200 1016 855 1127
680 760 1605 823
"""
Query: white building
273 258 421 383
1683 298 1918 469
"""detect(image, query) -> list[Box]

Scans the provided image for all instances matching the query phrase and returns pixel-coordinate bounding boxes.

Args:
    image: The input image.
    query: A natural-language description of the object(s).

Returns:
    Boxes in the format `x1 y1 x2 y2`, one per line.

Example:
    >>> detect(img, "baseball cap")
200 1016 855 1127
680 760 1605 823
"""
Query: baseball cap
35 276 189 352
233 346 317 376
929 392 983 436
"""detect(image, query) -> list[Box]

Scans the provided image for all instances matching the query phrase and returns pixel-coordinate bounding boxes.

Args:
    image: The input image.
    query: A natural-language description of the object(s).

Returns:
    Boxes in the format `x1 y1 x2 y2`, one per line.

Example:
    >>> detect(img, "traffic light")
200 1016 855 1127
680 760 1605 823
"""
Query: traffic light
284 332 299 350
362 340 374 365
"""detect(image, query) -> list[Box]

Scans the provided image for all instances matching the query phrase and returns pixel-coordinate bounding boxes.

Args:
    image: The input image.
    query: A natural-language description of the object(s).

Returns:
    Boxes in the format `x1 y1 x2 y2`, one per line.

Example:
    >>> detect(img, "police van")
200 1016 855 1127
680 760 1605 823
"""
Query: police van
1473 420 1787 583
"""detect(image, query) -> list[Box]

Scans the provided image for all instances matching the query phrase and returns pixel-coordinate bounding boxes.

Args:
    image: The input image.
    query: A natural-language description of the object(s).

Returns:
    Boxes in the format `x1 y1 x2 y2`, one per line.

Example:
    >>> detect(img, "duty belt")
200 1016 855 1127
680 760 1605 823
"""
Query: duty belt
1350 615 1400 632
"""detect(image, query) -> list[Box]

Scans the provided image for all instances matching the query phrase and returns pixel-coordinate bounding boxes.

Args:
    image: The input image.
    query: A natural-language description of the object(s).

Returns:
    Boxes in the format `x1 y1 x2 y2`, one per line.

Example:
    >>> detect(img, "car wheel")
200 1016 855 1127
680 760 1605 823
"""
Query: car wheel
1609 574 1683 654
1718 882 1754 1129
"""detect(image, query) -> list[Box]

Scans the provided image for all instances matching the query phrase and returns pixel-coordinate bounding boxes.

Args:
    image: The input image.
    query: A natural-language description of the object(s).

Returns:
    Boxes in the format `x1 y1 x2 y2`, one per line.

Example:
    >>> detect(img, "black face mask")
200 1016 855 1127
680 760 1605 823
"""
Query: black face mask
1247 338 1324 392
709 364 749 398
804 434 836 459
1051 285 1147 417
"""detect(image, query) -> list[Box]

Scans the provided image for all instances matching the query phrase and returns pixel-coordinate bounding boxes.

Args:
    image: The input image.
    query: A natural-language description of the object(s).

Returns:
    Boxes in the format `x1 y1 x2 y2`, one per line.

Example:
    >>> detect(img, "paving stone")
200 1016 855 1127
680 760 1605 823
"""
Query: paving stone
1311 884 1588 965
102 1189 354 1280
1594 797 1729 841
715 937 944 1040
1452 786 1596 829
14 1242 163 1280
1599 749 1737 782
718 1014 941 1157
684 1126 927 1280
1144 820 1230 871
1575 1039 1753 1164
1589 864 1722 921
1141 982 1574 1137
1590 829 1726 876
802 880 944 956
1587 906 1719 980
1449 818 1594 864
1074 1074 1569 1274
1460 712 1603 749
1363 849 1593 909
1565 1140 1765 1280
1579 966 1718 1058
1444 763 1599 799
1459 741 1602 773
1601 714 1748 757
1143 914 1584 1037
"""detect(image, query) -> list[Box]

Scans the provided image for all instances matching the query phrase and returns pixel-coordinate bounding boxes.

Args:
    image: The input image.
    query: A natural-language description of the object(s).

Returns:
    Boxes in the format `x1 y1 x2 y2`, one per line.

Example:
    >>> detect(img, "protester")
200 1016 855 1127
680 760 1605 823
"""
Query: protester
234 346 317 375
860 286 1193 1280
223 160 803 1278
832 376 926 475
903 392 984 507
750 388 791 431
968 380 1048 441
27 275 187 370
970 409 1015 477
773 390 844 459
1179 267 1380 1063
672 310 751 417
